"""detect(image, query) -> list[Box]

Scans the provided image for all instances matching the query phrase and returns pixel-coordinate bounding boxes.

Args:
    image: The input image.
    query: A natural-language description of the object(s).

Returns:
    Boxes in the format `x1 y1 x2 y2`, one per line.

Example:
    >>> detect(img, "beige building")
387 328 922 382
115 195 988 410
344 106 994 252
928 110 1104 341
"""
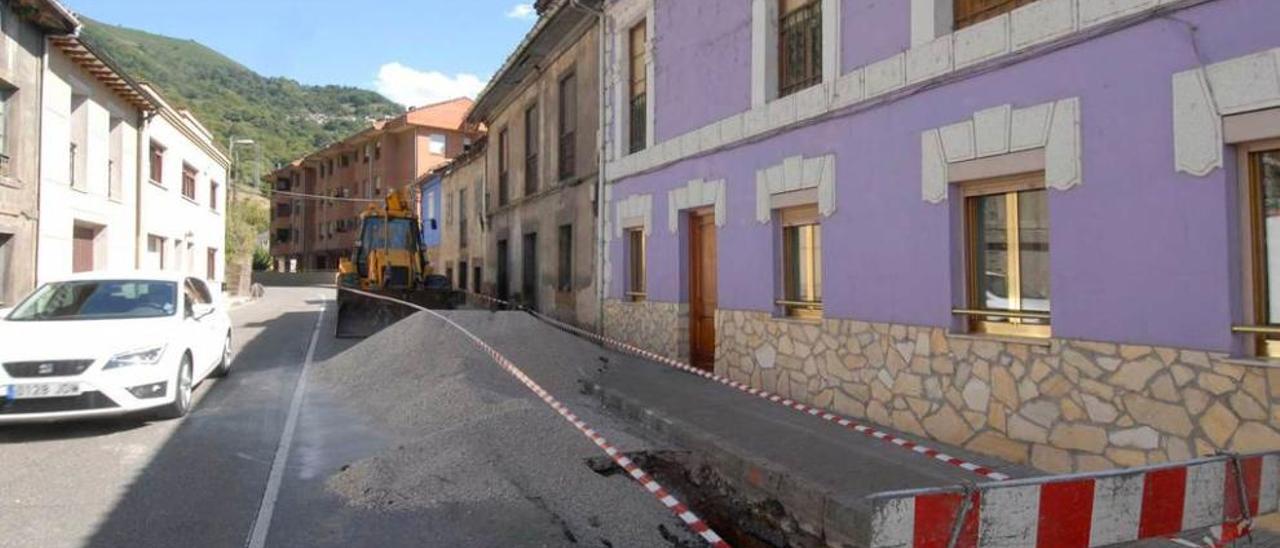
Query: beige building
434 138 487 294
270 98 480 271
469 0 602 329
0 0 78 306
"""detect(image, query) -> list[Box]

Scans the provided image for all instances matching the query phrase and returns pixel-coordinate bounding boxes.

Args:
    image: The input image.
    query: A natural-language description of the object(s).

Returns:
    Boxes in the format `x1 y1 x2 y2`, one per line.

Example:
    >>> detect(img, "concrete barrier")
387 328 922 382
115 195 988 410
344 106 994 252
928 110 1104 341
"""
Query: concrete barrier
251 271 337 287
868 452 1277 547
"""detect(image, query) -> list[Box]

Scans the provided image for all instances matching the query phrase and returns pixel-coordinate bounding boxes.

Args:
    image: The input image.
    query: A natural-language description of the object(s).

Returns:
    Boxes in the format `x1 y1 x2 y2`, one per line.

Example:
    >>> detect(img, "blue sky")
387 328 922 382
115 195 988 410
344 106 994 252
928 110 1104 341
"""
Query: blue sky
61 0 540 107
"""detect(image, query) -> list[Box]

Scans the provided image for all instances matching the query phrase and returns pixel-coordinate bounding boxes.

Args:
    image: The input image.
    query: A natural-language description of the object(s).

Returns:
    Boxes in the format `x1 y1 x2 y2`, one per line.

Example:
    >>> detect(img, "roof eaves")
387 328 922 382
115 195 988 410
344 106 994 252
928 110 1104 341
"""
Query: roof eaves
468 0 574 124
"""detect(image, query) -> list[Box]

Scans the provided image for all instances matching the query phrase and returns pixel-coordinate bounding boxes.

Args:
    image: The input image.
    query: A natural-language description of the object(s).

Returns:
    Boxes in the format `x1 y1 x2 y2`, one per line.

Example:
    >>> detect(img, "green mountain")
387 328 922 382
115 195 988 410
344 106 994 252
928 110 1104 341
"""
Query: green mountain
78 16 404 187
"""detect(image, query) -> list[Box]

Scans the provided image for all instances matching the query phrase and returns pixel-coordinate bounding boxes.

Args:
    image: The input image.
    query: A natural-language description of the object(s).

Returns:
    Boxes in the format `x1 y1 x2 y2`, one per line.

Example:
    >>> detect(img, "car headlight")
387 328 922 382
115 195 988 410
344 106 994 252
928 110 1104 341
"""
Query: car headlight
104 345 168 370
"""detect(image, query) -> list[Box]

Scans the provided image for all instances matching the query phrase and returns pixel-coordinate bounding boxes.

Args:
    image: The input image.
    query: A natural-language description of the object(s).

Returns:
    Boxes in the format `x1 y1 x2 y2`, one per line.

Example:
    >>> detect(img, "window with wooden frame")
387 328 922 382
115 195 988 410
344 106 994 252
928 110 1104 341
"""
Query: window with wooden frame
1236 141 1280 358
559 72 578 179
525 103 539 196
954 0 1039 31
626 228 646 302
149 141 165 184
498 128 510 206
182 164 197 200
628 22 647 154
778 0 822 98
459 188 468 248
960 172 1051 338
210 181 219 211
777 204 822 319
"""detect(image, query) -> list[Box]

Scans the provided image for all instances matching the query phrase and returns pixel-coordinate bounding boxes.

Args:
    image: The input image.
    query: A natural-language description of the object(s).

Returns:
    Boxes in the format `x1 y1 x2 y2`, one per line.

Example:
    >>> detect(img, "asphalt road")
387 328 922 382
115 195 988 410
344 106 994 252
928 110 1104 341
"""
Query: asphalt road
0 287 698 548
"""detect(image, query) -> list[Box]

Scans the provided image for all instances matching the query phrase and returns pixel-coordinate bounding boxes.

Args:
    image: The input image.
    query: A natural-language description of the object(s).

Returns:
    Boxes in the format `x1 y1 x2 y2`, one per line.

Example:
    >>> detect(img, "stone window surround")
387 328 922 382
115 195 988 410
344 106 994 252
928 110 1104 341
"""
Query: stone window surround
667 177 726 233
613 192 653 239
910 0 1193 47
1173 47 1280 177
606 0 1201 185
754 153 836 223
751 0 842 108
921 97 1081 204
611 0 656 160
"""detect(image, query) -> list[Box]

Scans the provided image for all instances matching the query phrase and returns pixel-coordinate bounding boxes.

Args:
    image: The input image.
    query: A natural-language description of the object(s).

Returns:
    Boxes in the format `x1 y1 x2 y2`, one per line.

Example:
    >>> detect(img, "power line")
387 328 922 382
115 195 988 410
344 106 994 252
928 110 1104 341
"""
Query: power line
268 189 384 204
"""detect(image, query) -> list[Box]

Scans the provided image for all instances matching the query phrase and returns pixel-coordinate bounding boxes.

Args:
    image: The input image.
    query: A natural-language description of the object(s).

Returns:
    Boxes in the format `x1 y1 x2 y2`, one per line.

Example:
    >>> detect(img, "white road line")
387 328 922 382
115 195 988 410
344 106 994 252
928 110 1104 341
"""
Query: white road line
245 297 326 548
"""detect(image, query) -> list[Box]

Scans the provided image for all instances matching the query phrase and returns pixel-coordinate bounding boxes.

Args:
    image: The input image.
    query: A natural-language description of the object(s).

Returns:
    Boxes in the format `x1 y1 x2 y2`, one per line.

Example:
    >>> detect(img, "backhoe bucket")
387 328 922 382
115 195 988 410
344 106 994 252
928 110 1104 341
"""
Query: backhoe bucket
334 288 416 338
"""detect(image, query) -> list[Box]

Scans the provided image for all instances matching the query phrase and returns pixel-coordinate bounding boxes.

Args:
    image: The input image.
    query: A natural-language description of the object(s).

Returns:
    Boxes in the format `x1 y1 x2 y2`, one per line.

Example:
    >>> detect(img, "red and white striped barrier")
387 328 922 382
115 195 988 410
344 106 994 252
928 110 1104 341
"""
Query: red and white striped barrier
467 292 1012 482
868 453 1278 547
340 287 729 547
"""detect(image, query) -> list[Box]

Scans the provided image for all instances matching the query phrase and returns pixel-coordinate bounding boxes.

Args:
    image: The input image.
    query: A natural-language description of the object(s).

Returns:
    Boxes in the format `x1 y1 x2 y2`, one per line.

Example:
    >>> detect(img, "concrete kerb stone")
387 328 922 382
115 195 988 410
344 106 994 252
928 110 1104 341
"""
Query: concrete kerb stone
584 378 860 542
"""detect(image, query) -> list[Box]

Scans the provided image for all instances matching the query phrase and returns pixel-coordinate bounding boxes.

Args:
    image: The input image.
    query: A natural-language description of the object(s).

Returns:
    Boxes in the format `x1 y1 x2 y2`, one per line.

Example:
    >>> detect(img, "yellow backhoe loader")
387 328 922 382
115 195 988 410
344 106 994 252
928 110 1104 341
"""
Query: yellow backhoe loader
335 188 458 338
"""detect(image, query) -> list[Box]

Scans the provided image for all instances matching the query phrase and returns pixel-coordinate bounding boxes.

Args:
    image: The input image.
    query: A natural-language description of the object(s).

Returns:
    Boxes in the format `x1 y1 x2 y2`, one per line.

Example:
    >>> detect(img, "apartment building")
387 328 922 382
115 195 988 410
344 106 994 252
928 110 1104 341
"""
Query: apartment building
270 98 480 270
470 0 602 328
137 84 229 284
433 138 487 293
602 0 1280 471
37 36 152 280
0 0 78 306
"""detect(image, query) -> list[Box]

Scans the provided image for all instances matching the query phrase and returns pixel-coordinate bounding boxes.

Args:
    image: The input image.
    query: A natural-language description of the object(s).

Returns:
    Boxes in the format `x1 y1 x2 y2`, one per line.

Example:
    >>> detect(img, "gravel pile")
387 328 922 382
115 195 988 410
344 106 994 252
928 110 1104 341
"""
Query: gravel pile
311 310 699 546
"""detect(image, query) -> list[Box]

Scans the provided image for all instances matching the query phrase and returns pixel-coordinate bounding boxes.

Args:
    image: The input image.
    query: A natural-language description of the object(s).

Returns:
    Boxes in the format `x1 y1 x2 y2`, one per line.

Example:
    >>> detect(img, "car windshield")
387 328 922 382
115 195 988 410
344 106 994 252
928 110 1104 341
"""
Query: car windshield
5 280 178 321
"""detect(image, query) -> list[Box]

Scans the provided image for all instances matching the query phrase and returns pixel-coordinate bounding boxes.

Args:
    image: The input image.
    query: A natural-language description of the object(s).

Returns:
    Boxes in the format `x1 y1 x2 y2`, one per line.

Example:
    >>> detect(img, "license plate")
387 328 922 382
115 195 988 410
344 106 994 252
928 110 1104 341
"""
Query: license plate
5 383 82 400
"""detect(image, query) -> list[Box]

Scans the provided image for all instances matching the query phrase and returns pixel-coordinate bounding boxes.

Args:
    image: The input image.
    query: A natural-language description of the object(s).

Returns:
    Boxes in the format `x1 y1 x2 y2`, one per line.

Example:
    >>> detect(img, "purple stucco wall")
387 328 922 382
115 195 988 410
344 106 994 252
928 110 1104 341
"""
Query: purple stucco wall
613 0 1279 353
842 0 910 70
653 0 751 141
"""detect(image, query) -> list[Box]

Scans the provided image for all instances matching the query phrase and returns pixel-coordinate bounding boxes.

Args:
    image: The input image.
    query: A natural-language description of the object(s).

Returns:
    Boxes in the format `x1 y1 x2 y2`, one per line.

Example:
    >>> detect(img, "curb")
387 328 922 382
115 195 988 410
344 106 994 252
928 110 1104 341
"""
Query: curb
582 378 874 546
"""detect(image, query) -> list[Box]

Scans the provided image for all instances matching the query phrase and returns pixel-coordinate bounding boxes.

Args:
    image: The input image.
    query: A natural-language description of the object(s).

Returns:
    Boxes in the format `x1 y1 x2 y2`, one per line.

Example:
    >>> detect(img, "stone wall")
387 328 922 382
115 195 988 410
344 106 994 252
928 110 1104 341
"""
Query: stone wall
604 299 687 361
714 309 1280 473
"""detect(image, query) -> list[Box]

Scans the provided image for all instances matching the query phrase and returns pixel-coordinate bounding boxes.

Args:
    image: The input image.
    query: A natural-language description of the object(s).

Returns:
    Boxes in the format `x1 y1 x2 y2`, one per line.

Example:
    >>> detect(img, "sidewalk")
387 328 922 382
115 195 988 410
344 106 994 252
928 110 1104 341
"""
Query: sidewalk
446 308 1040 545
581 337 1042 544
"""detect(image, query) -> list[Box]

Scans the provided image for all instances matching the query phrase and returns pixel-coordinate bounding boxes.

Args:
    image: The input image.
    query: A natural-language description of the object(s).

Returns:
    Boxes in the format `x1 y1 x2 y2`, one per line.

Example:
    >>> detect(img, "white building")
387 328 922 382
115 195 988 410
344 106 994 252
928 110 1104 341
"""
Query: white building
137 84 228 284
37 37 149 281
36 34 229 287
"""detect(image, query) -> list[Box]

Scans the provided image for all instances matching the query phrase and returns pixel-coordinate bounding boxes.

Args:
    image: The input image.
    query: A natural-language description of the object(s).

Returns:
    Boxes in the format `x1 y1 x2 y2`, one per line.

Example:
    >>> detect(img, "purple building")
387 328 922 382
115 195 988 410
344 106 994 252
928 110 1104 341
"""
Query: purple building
600 0 1280 472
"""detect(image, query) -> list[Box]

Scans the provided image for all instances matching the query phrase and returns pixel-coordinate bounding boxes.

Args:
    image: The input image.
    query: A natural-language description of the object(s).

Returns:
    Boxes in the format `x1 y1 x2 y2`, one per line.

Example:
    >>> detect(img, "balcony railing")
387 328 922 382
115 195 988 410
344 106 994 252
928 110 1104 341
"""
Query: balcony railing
559 131 576 180
525 154 539 196
629 94 646 154
778 0 823 98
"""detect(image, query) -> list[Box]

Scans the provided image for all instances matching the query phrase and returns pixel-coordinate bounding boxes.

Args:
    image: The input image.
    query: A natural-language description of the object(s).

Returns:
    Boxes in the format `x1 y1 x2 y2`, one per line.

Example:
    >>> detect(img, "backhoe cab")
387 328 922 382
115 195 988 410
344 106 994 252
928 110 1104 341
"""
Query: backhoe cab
335 188 456 338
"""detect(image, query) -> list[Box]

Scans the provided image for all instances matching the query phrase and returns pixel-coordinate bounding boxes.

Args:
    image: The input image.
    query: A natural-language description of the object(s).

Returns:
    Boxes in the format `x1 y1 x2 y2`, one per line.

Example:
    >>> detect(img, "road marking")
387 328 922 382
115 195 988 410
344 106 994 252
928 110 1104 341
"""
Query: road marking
245 298 325 548
339 287 729 547
467 292 1012 482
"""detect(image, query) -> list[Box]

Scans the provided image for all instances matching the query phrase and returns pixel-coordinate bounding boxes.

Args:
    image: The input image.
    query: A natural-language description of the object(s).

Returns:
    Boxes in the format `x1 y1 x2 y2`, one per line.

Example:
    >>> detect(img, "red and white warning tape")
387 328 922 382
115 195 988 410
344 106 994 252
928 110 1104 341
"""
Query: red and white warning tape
467 292 1012 482
342 288 730 547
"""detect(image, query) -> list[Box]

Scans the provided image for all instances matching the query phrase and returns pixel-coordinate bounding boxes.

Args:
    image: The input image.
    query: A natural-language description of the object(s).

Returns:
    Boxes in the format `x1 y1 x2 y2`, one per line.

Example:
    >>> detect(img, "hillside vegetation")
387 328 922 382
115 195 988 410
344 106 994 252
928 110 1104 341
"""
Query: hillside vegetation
79 16 403 186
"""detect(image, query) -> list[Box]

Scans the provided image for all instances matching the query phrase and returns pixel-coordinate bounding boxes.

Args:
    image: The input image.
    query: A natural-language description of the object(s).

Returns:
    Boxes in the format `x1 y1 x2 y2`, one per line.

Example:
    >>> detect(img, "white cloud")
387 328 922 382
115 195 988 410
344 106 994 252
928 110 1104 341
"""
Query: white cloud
505 3 536 20
373 62 488 108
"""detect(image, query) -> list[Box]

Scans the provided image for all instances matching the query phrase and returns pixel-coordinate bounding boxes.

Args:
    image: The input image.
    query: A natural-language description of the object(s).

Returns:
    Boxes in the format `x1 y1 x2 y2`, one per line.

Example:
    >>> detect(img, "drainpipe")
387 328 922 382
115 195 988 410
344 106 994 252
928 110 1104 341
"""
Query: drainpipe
33 36 50 288
570 0 606 335
134 109 148 269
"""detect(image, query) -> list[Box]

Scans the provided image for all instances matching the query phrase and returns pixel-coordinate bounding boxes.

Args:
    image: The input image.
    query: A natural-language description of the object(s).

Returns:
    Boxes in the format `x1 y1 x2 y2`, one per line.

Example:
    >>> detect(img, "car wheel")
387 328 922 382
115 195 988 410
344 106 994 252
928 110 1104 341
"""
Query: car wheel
211 333 232 378
155 354 194 420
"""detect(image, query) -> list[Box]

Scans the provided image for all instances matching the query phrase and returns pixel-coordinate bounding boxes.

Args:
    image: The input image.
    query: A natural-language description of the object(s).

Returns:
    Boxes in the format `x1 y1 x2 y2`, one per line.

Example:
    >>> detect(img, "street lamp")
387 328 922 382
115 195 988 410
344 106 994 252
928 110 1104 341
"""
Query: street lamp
229 138 261 192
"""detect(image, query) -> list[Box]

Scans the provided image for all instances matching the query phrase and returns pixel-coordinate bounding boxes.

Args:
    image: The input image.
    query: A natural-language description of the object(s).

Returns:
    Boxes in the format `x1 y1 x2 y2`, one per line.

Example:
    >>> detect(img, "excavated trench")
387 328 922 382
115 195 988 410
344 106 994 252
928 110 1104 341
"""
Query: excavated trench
587 451 825 548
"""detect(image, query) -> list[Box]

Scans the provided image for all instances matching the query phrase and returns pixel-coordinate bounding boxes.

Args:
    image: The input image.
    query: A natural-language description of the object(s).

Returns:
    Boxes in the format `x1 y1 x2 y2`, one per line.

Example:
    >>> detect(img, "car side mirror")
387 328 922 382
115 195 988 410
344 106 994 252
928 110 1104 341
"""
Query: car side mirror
191 303 215 319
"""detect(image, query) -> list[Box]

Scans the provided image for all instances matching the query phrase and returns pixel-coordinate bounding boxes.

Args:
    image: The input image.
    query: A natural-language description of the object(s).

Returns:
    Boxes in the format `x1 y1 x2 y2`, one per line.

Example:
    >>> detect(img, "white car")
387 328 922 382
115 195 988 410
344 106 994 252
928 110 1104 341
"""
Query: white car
0 271 232 423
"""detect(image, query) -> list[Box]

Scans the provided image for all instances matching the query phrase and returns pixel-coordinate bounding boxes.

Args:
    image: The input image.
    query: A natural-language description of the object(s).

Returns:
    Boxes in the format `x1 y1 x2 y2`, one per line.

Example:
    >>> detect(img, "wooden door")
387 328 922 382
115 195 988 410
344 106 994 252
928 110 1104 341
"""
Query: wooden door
497 240 510 300
689 211 717 370
72 226 95 273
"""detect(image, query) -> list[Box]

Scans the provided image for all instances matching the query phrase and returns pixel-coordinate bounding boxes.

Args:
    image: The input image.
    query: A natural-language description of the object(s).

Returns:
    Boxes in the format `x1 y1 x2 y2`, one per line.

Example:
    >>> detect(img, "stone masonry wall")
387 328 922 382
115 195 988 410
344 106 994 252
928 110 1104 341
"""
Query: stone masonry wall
714 309 1280 473
604 299 687 361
